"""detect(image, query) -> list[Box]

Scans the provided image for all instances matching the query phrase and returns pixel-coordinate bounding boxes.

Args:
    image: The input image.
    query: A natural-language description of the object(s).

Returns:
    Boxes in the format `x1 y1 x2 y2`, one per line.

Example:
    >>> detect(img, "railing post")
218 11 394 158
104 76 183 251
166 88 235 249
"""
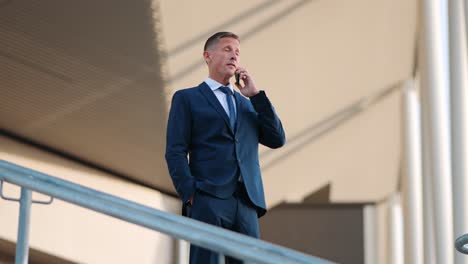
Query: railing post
15 187 32 264
219 253 225 264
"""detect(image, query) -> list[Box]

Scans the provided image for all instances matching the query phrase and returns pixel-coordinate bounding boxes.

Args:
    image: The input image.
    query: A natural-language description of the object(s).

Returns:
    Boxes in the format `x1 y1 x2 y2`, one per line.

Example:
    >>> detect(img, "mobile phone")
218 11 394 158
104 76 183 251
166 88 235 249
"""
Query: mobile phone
235 73 240 85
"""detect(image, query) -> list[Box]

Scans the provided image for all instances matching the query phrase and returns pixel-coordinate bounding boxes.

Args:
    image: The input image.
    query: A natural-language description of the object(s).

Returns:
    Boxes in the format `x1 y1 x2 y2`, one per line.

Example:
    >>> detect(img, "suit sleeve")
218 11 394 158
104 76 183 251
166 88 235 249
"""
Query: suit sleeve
250 90 286 148
165 91 196 203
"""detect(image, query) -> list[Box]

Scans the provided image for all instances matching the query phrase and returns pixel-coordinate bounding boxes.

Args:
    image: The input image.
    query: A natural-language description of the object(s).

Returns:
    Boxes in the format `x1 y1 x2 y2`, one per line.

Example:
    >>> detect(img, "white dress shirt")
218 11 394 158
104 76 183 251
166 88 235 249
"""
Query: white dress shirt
204 78 243 182
204 77 237 117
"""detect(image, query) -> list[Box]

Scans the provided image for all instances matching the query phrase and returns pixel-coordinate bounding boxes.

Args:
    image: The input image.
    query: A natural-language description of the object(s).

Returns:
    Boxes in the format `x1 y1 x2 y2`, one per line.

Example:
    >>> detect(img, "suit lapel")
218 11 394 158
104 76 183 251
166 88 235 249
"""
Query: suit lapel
234 91 243 130
198 82 234 134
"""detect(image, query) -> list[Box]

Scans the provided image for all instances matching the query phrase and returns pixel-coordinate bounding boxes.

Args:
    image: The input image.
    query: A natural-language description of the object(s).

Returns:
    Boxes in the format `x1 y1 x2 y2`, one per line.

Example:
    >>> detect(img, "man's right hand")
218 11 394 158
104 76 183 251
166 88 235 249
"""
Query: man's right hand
188 196 194 206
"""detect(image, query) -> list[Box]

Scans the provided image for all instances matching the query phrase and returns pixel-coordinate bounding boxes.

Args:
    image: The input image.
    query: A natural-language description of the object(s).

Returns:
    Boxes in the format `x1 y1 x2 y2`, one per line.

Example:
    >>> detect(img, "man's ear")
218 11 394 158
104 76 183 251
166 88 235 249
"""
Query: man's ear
203 51 210 63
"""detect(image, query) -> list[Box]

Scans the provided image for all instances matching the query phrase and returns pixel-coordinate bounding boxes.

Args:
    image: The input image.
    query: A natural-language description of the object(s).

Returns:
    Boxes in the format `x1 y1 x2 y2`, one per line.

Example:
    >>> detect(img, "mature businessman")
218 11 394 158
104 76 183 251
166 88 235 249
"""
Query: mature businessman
165 32 285 264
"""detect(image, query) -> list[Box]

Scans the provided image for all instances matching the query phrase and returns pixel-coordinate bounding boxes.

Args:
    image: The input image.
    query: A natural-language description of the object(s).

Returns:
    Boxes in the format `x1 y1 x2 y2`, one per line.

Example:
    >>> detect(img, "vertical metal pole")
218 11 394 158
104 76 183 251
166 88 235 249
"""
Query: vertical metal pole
401 80 424 264
449 0 468 263
218 253 225 264
363 205 378 264
176 239 190 264
420 70 436 264
419 0 454 263
465 0 468 46
417 5 435 261
421 115 436 264
388 194 404 264
15 187 32 264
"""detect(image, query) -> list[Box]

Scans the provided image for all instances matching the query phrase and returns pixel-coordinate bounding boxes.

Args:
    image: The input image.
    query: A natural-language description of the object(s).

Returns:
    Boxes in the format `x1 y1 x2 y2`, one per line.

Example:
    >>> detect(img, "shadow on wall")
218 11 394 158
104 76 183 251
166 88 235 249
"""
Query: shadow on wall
166 0 315 84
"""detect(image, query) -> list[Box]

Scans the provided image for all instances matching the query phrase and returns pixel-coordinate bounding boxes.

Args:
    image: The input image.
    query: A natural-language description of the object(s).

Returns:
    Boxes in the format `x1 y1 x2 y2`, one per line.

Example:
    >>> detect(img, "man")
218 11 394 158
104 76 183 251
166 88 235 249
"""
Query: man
165 31 285 264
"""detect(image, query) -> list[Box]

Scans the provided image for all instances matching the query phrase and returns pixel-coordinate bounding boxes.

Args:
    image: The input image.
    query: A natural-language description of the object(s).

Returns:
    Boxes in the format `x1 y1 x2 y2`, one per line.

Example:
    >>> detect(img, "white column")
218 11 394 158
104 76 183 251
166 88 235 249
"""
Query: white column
419 63 435 264
419 0 454 263
363 205 378 264
401 80 424 264
176 240 190 264
388 194 404 264
449 0 468 263
465 0 468 43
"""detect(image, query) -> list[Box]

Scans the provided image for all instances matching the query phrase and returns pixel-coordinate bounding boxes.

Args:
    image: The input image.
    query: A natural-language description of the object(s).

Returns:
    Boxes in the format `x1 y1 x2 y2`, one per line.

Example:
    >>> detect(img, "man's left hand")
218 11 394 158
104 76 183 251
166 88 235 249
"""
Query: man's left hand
234 67 260 97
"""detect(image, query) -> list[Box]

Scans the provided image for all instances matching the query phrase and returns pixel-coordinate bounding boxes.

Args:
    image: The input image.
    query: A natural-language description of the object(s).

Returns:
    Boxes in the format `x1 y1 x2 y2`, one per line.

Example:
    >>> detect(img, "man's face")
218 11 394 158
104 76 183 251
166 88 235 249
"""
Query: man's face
205 37 240 80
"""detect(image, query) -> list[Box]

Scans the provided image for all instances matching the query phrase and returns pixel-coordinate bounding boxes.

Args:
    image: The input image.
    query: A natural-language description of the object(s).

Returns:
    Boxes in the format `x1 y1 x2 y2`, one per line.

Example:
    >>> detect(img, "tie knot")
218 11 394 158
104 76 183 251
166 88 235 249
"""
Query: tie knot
219 86 233 96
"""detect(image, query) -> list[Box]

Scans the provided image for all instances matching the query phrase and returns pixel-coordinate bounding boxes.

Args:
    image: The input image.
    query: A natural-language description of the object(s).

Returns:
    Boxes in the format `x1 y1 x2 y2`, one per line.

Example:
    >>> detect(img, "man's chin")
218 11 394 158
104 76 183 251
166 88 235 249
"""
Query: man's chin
225 68 236 77
223 73 235 79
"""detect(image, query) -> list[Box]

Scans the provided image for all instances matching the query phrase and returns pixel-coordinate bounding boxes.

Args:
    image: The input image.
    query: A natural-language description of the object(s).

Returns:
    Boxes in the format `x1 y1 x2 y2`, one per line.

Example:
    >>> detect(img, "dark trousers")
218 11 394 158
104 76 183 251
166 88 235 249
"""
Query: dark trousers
187 182 260 264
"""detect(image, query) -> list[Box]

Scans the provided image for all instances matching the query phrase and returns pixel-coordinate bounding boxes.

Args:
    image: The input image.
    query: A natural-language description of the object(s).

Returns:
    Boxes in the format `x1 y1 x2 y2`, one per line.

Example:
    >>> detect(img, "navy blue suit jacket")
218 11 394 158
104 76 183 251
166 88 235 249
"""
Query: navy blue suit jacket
165 82 285 217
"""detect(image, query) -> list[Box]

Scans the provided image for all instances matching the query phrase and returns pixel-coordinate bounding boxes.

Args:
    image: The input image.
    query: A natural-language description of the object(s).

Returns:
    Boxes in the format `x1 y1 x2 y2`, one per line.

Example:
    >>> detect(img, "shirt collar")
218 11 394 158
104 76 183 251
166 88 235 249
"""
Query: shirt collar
204 77 234 93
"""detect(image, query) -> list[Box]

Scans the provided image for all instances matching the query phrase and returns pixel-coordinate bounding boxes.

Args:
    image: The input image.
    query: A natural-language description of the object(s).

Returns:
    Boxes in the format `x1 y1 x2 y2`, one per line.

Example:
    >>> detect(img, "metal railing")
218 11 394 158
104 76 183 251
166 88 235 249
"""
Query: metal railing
455 234 468 254
0 160 333 264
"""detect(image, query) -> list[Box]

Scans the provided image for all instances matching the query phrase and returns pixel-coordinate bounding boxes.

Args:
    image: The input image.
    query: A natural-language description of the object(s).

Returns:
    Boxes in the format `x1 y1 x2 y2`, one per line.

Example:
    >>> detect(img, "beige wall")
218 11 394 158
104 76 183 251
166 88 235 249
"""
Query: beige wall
158 0 417 207
0 136 180 264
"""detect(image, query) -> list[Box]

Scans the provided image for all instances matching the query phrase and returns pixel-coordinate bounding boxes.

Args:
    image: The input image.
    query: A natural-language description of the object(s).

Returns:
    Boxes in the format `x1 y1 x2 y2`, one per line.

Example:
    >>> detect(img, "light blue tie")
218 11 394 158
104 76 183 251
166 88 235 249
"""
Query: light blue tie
219 86 236 130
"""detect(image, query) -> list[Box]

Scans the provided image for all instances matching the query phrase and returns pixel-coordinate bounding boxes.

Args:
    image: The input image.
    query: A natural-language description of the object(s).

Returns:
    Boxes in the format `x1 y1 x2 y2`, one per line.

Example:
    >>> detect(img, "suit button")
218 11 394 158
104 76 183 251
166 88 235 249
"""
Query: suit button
238 159 241 163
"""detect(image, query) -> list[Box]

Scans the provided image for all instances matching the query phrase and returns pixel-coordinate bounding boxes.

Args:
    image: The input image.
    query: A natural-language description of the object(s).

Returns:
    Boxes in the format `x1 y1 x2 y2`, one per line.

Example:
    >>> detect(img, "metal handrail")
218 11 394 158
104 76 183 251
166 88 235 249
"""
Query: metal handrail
455 234 468 254
0 160 333 264
0 180 53 204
